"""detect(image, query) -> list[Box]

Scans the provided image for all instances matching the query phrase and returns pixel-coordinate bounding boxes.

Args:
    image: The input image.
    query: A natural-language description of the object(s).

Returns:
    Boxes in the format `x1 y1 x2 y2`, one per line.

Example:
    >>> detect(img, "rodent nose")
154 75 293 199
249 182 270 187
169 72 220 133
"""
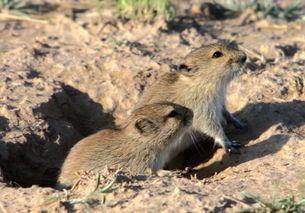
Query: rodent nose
186 109 194 120
240 52 247 63
182 108 193 125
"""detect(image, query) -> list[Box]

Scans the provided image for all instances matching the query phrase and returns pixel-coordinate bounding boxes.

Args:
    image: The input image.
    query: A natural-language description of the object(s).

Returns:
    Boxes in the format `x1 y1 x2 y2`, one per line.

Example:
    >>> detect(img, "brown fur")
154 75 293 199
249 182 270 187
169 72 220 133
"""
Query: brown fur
137 42 247 155
57 102 193 188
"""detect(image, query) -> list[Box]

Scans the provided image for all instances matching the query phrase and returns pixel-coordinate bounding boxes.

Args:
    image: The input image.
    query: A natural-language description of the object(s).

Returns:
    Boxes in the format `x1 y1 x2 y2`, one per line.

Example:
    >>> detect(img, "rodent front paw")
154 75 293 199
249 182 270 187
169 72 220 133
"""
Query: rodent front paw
225 140 243 154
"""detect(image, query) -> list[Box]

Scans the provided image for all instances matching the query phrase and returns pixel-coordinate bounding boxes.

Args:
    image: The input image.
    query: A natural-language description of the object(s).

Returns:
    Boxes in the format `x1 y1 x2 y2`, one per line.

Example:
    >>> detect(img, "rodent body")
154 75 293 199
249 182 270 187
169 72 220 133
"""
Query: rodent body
57 102 193 188
137 42 247 155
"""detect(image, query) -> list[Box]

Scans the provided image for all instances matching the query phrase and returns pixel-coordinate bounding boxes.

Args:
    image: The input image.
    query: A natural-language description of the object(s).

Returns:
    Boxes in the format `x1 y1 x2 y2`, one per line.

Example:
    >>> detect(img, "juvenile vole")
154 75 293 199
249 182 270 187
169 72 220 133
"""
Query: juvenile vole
57 102 193 188
137 42 247 154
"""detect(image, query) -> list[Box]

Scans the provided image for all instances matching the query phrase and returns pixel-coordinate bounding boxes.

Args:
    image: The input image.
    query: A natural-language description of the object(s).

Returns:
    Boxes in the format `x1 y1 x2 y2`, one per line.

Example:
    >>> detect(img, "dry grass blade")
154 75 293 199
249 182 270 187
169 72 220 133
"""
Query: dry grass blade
238 45 266 63
0 12 47 24
67 198 91 205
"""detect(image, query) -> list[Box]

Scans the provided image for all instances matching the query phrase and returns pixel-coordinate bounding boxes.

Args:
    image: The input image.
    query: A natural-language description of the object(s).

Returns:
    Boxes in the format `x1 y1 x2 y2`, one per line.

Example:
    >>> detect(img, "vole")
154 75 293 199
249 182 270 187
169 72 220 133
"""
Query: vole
57 102 193 188
137 42 247 154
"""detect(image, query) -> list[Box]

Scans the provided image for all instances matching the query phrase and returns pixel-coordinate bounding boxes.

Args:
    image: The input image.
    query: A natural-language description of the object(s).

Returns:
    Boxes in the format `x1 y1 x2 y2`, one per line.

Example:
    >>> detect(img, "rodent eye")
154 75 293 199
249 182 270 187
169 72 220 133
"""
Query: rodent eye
168 110 179 118
212 51 223 58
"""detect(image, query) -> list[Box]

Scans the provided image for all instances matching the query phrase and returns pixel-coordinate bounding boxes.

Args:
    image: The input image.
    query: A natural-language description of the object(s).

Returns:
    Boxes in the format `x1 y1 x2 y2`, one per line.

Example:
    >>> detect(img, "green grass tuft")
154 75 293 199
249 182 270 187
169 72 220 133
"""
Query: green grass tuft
217 0 256 12
0 0 24 10
217 0 304 21
240 193 305 212
0 0 28 14
116 0 175 21
43 171 118 208
0 0 47 23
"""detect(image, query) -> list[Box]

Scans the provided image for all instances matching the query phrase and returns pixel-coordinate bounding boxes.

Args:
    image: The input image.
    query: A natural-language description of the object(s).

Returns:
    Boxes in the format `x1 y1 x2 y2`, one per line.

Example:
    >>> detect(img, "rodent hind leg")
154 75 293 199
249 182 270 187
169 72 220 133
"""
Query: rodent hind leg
222 107 247 130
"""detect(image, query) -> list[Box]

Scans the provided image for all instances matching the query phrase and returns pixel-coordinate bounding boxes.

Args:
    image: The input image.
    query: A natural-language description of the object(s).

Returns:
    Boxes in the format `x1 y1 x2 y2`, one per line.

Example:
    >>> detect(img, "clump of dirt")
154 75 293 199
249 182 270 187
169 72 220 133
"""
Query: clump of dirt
0 0 305 212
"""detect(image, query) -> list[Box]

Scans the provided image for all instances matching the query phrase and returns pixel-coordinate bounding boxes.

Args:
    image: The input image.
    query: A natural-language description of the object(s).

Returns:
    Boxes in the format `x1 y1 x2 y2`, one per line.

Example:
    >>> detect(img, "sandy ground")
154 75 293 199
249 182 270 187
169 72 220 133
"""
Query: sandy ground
0 0 305 212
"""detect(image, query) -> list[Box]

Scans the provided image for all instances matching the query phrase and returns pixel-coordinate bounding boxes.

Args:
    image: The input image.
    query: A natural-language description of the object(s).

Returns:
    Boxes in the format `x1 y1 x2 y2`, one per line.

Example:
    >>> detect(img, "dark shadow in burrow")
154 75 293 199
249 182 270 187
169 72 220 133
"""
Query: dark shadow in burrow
0 84 115 187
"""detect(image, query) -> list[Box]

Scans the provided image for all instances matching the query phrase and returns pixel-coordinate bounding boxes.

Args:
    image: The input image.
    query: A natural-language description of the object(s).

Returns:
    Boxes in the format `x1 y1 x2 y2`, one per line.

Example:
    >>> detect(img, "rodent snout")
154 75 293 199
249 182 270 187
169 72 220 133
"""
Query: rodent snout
239 51 247 64
180 108 194 126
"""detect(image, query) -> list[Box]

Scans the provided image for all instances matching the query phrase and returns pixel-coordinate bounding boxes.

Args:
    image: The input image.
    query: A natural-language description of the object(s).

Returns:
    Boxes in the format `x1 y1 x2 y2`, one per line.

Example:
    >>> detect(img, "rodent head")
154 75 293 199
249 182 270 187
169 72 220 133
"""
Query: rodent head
127 102 193 142
180 42 247 82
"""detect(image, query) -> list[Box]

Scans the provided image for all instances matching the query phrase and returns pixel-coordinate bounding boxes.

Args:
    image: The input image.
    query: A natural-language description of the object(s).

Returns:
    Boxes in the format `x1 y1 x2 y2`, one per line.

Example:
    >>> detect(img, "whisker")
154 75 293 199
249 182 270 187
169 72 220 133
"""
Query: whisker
189 132 206 155
212 140 218 151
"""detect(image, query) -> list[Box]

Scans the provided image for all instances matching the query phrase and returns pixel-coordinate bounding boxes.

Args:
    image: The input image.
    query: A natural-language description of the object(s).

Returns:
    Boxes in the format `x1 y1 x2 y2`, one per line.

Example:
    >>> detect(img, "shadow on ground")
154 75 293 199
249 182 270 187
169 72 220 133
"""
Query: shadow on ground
0 85 115 187
171 100 305 178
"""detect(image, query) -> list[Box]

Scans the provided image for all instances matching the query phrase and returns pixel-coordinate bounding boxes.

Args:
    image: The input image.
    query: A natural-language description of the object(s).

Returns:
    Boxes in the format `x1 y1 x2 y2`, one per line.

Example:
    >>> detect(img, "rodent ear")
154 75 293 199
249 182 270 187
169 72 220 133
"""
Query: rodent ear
135 118 159 136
